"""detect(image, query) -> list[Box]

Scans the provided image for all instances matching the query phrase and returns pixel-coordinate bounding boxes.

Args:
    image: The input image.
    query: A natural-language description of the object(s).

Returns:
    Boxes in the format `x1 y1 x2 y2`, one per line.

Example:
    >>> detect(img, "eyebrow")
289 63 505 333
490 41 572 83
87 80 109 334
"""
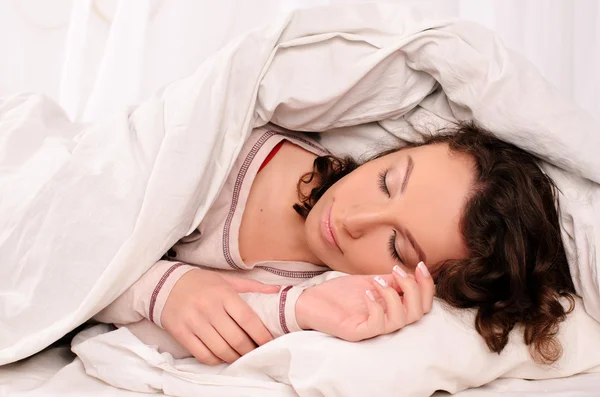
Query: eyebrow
396 155 426 264
400 155 414 193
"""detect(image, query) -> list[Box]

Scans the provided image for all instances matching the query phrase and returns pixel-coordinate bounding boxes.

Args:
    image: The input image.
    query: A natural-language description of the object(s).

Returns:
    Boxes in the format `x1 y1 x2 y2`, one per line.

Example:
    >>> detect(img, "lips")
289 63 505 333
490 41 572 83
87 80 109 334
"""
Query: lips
322 204 341 252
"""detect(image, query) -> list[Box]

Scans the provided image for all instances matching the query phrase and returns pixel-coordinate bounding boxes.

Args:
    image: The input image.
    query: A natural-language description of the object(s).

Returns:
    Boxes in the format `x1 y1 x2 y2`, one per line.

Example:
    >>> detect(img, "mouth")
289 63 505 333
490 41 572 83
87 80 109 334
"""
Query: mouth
322 203 342 252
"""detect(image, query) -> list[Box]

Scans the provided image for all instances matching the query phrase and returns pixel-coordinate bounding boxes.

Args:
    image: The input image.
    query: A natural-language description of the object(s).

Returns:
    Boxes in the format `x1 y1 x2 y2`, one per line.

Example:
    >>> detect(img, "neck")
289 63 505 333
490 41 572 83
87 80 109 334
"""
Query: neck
239 142 324 266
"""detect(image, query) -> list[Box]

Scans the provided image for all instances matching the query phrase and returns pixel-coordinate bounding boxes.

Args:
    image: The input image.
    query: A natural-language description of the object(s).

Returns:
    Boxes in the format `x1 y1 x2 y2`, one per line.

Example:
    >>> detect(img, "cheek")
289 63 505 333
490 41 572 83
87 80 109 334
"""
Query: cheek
343 232 395 275
304 210 319 246
304 199 328 257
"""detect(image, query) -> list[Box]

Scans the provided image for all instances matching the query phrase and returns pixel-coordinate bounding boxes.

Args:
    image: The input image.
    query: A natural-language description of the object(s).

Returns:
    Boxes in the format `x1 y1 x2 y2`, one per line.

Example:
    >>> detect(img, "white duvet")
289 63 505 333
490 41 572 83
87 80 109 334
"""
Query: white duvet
1 3 600 396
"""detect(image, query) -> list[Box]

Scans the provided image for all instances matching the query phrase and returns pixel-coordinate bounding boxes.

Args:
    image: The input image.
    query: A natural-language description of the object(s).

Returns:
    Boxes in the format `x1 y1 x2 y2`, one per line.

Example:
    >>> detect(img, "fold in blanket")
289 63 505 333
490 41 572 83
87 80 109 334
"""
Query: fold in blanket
1 2 599 396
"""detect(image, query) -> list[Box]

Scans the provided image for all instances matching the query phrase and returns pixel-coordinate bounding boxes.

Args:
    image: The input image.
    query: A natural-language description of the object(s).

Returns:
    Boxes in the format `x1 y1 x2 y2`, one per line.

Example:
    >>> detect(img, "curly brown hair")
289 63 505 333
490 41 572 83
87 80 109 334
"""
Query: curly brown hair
292 122 576 364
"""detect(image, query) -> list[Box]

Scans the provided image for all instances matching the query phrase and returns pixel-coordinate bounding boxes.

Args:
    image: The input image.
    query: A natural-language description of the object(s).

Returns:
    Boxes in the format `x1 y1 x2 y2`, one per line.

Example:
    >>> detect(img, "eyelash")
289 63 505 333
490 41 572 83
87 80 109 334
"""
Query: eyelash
378 168 403 263
378 168 390 196
388 231 403 264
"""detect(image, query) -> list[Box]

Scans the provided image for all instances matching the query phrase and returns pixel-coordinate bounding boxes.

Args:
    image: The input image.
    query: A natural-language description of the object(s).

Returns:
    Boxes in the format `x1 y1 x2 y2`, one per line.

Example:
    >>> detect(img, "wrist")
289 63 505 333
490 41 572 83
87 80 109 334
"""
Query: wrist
295 288 314 330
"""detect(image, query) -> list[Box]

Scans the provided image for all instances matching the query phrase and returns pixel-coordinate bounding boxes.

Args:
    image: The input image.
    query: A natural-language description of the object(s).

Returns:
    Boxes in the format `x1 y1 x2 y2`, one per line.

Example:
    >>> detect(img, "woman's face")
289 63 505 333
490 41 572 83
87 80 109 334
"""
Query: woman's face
304 143 474 276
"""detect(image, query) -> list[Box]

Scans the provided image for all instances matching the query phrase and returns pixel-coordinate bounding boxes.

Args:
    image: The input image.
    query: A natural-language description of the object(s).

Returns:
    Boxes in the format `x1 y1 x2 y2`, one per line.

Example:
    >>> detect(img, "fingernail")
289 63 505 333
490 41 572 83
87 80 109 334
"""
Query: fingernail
418 261 430 277
393 265 408 278
374 276 388 287
366 290 376 301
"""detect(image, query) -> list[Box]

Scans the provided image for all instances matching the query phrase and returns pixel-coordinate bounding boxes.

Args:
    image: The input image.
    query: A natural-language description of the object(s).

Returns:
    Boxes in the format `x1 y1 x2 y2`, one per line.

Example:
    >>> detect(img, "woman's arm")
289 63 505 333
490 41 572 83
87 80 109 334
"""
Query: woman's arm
94 261 279 365
294 267 435 342
94 260 196 326
232 266 435 343
97 264 433 364
238 271 347 337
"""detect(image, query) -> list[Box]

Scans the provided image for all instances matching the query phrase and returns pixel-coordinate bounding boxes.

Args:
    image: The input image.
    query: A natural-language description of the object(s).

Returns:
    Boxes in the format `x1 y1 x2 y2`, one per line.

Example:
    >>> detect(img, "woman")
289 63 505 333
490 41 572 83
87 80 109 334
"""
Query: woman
95 122 575 367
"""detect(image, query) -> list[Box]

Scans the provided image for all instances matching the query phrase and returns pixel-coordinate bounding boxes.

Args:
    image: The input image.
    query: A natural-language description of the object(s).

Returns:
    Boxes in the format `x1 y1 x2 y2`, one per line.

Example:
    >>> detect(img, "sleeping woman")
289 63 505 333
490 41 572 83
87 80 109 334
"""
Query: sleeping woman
95 122 576 366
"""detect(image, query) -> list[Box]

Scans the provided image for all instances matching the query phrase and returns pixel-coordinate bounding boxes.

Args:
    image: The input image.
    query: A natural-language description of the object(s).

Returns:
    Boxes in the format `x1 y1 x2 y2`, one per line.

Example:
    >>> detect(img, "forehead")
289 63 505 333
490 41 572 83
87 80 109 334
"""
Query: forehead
395 143 473 180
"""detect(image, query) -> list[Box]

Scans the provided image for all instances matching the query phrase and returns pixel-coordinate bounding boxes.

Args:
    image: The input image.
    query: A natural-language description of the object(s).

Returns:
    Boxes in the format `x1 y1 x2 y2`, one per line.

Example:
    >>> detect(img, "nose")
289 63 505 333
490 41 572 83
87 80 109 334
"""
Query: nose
342 203 393 239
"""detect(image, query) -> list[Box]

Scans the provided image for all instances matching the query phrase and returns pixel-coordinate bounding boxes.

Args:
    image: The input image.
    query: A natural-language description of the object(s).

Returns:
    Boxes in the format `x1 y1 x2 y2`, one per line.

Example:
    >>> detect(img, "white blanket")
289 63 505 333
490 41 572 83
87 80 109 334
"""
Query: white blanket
1 3 599 396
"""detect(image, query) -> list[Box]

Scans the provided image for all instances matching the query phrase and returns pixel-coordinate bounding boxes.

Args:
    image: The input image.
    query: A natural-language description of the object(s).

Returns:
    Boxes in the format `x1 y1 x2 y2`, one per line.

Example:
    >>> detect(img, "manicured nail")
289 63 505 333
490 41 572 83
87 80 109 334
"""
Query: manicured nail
393 265 408 278
366 290 376 301
374 276 388 287
417 261 430 277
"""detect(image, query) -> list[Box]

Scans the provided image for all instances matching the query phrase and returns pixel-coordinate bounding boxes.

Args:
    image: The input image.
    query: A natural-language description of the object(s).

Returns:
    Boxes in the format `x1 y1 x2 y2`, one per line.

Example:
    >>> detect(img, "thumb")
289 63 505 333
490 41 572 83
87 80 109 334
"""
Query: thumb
221 274 281 294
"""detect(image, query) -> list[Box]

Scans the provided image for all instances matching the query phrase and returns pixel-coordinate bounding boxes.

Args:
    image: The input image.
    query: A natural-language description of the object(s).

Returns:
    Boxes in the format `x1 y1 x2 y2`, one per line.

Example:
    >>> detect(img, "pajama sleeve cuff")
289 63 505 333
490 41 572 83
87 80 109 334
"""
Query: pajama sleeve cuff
239 271 347 338
279 285 304 334
146 262 196 328
93 260 194 326
238 286 303 338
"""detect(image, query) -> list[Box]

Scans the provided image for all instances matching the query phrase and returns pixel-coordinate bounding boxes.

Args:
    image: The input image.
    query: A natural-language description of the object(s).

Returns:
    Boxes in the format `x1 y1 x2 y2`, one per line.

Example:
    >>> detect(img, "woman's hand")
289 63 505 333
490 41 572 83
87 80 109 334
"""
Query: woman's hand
161 269 280 365
296 263 434 342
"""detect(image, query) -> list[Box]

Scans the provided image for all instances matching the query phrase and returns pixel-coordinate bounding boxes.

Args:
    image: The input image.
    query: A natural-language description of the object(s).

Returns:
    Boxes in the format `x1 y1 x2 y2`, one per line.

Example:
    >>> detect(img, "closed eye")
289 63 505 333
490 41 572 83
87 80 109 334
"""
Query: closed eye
388 231 404 264
378 170 405 263
378 168 390 197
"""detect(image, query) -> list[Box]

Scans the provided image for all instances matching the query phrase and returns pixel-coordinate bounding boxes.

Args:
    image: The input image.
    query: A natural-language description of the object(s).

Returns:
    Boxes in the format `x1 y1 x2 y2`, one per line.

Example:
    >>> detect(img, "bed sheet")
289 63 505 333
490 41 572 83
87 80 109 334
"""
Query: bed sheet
0 347 157 397
1 347 598 397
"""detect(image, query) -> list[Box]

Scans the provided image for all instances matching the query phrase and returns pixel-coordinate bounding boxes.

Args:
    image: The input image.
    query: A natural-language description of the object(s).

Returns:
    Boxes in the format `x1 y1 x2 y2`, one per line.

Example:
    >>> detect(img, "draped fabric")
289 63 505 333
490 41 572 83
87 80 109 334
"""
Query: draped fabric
0 0 598 122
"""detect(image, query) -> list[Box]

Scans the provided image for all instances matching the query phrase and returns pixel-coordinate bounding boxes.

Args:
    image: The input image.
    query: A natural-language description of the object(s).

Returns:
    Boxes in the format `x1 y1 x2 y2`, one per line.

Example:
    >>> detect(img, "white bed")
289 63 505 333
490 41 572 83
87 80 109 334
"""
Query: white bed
2 346 599 397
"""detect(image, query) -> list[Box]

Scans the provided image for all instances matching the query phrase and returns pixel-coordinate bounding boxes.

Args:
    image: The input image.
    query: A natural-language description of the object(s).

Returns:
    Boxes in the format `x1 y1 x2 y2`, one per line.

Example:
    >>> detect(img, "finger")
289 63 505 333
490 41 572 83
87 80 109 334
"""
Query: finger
363 289 385 339
372 276 406 332
376 274 396 290
392 266 423 324
221 274 281 294
415 261 435 313
212 312 257 357
190 317 241 364
366 274 394 303
180 327 222 365
379 273 414 293
225 295 274 346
